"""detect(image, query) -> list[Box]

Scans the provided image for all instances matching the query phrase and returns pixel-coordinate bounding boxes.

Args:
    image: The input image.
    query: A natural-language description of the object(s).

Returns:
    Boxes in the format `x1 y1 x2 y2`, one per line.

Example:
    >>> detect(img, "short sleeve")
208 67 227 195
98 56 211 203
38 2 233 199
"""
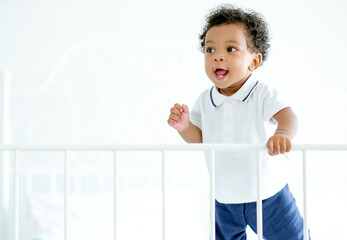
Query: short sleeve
262 86 289 123
189 94 203 130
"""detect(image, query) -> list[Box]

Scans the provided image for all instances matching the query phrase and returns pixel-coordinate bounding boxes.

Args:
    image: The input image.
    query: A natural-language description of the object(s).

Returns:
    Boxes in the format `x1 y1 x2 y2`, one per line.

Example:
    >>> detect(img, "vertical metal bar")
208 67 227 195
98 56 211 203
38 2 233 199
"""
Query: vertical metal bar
161 150 166 240
64 151 69 240
210 150 215 240
1 69 12 240
303 150 308 240
1 151 10 240
113 151 118 240
256 151 263 240
13 151 19 240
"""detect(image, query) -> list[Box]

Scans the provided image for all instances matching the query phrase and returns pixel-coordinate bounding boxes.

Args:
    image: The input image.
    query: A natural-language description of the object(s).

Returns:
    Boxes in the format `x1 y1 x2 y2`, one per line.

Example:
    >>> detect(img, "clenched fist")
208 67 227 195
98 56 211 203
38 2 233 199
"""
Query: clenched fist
167 103 190 132
267 132 292 156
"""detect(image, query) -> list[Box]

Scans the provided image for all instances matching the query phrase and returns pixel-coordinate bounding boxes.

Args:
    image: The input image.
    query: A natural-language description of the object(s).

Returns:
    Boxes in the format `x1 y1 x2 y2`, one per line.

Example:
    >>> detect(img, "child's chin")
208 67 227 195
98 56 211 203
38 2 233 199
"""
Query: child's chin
213 81 228 89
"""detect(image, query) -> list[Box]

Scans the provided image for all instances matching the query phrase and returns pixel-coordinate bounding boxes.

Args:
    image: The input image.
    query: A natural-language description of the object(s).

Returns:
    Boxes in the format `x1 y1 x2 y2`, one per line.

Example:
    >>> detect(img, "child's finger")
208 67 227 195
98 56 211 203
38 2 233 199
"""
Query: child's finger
278 141 284 154
167 119 173 126
170 106 181 116
167 119 181 129
182 104 189 113
168 113 180 122
267 140 274 155
167 118 177 127
174 103 183 112
279 140 286 154
286 140 292 152
273 141 280 155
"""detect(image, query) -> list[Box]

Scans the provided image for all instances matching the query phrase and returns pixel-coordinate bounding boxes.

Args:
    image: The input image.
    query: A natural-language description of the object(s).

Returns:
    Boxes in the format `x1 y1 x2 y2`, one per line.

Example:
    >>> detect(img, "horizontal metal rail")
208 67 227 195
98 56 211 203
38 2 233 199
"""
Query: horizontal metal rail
1 143 347 151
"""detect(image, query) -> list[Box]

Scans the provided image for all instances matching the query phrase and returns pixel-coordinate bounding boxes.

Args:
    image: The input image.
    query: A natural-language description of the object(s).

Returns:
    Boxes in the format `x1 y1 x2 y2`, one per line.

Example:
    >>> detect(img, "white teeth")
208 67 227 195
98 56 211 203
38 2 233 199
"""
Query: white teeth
218 75 223 77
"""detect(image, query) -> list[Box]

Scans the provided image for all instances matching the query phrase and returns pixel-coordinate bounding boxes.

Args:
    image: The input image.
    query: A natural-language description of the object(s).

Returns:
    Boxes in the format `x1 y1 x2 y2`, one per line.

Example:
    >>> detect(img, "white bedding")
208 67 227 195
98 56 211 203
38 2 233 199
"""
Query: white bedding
23 193 113 240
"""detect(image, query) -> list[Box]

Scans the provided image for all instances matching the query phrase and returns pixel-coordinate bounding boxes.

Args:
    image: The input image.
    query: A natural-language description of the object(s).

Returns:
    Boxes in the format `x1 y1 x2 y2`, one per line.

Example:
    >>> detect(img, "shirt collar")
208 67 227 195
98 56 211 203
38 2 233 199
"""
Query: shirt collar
210 75 259 108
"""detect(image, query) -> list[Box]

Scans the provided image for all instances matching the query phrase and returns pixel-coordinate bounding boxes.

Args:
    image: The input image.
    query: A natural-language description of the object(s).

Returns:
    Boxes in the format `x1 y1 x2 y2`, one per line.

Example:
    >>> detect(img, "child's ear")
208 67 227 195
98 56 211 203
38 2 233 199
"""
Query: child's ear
248 53 262 72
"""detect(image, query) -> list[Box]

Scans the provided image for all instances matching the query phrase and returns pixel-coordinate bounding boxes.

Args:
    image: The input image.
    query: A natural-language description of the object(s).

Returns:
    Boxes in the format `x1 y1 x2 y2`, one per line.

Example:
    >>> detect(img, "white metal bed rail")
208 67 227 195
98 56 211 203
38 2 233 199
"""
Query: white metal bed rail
1 143 347 240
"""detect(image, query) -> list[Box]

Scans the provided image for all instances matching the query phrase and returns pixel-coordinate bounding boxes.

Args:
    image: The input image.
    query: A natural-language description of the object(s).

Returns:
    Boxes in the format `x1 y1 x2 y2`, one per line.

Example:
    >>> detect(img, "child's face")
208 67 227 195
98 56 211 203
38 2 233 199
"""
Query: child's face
204 23 259 96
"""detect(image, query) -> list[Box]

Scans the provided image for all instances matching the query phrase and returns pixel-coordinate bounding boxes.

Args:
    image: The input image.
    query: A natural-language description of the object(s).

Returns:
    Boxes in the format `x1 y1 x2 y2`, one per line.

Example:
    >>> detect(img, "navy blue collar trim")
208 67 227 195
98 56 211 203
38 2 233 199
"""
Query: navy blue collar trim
242 80 258 102
210 80 258 108
210 87 217 108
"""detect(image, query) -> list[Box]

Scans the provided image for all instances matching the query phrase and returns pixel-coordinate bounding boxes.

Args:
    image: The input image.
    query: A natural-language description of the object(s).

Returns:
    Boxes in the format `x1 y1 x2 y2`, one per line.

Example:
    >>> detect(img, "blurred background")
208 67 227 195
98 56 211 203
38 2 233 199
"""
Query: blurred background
0 0 346 239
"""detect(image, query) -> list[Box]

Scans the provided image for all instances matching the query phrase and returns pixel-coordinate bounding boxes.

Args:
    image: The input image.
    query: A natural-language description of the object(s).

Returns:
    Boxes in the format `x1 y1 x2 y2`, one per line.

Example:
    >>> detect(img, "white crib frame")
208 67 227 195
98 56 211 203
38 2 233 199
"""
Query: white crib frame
1 143 347 240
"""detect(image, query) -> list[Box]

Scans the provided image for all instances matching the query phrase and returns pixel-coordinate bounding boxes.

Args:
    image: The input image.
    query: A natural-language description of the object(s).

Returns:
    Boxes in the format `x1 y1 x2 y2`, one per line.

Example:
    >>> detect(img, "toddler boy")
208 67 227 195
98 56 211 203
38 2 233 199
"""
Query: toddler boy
168 4 311 240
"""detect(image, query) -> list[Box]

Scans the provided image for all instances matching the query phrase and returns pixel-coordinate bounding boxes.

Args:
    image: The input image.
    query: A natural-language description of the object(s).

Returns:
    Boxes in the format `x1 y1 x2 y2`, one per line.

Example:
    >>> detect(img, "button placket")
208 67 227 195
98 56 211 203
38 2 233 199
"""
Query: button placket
225 104 232 122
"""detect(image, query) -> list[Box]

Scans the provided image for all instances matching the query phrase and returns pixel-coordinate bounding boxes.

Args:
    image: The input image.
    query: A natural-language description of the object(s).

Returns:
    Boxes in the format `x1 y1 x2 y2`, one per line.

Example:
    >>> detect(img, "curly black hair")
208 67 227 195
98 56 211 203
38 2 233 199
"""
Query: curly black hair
199 4 271 64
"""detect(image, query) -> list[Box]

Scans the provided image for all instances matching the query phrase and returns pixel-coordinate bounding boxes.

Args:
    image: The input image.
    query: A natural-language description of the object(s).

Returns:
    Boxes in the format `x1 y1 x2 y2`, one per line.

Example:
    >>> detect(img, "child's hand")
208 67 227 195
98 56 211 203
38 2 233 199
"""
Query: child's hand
167 104 190 132
266 132 292 156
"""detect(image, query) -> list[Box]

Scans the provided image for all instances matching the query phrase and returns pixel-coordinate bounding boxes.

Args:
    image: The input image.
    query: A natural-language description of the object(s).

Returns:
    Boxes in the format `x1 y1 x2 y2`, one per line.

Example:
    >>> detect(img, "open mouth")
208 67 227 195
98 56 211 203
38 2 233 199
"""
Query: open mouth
215 68 229 80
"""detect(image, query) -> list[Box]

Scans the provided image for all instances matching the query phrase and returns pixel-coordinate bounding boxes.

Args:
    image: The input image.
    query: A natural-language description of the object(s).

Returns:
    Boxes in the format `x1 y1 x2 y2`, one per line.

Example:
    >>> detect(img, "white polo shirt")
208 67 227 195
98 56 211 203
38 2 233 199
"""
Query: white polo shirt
190 75 290 203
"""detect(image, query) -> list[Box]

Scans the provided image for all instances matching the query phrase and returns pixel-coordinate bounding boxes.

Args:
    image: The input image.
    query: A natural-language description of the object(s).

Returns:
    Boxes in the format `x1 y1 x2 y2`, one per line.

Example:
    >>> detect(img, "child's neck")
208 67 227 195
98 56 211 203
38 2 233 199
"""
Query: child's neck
218 74 252 96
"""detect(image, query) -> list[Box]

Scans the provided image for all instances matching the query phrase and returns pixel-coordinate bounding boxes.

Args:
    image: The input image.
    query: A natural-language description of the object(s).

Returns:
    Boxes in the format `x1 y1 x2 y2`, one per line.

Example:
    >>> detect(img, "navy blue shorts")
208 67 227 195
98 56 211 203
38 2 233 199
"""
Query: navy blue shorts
215 184 311 240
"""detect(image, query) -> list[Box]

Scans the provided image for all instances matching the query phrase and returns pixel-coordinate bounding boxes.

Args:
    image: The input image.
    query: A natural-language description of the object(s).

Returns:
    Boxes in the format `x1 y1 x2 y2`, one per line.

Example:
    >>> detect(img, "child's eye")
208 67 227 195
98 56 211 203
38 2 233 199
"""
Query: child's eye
227 47 236 52
206 47 215 53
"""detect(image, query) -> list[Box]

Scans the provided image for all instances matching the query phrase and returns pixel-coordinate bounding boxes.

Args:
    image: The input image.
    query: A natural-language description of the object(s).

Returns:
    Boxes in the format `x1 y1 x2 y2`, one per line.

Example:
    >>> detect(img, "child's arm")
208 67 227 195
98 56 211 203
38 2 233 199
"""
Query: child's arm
167 103 202 143
267 107 298 156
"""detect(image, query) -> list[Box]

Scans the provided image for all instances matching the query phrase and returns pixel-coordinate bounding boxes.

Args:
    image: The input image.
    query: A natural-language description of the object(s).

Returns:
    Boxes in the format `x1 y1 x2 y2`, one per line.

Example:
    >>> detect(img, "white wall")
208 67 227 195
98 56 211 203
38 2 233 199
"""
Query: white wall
0 0 347 239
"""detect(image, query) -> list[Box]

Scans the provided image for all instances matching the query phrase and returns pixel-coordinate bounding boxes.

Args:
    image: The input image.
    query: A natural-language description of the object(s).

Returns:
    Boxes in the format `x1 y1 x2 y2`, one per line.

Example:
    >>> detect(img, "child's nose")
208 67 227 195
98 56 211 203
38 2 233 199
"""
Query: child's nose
214 54 225 62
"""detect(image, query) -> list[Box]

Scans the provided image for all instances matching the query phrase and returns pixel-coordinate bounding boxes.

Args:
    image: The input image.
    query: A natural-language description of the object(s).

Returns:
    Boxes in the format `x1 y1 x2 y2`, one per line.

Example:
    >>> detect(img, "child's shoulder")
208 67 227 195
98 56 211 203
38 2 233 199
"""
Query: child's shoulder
255 81 272 93
253 81 286 107
197 86 214 99
255 81 280 96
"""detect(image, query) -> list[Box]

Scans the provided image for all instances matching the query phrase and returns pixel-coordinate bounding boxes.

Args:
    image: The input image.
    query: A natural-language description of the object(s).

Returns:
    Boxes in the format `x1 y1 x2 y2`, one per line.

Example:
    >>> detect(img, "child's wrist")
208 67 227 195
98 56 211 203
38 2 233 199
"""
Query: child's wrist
274 130 292 139
177 123 190 133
